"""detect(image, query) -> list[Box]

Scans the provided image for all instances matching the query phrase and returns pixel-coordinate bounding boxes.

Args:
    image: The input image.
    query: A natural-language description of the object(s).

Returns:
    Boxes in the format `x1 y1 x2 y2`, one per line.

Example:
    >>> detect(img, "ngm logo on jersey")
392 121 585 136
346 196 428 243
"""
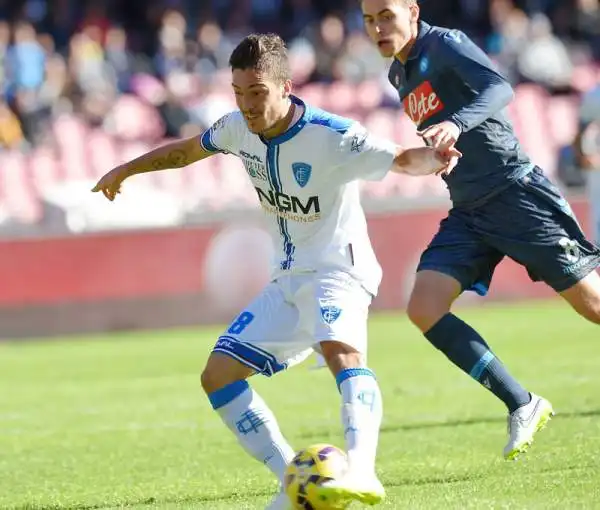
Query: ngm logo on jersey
255 188 321 223
240 150 268 181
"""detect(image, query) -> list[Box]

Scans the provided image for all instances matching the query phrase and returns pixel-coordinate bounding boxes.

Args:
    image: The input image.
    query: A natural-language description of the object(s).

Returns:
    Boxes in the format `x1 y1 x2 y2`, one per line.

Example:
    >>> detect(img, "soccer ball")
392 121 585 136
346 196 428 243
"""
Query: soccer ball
284 443 349 510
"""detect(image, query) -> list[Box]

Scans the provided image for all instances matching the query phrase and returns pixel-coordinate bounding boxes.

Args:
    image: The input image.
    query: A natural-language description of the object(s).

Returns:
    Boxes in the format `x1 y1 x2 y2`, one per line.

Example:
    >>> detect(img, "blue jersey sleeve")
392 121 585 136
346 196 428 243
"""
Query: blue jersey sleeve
436 31 514 133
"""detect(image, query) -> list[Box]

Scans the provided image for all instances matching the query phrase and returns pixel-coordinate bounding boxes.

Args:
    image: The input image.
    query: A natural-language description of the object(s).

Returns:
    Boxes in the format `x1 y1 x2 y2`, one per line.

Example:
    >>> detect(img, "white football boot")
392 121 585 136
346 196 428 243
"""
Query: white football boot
504 393 555 460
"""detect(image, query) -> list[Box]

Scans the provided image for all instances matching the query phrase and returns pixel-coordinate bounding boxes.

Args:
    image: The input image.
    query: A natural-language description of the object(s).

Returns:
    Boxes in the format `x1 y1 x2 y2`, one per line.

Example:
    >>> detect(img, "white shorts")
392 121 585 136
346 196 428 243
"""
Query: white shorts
212 270 372 376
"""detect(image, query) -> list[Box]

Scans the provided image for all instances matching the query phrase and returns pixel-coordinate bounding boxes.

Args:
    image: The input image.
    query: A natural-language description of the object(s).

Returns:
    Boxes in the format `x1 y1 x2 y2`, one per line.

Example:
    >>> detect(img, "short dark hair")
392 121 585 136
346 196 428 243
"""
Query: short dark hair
229 33 291 83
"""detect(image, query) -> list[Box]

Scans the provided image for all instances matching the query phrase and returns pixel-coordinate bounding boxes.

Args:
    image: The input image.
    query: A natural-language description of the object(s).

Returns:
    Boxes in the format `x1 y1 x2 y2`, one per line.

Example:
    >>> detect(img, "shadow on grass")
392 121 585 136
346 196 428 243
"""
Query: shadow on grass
294 407 600 440
14 409 599 509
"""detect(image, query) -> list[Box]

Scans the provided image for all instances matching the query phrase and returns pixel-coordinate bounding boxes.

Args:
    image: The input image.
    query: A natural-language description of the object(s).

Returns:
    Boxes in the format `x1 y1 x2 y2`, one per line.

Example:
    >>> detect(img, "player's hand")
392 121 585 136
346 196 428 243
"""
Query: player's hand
91 166 129 201
399 146 462 176
418 121 461 149
578 122 600 169
434 146 462 176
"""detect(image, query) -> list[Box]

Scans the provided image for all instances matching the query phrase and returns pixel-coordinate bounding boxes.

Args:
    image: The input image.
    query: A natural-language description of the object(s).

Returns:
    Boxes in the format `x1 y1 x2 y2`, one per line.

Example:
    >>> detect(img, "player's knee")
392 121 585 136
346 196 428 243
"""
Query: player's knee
320 341 365 374
200 352 255 395
407 271 461 332
561 272 600 325
200 366 222 395
407 292 451 332
582 299 600 325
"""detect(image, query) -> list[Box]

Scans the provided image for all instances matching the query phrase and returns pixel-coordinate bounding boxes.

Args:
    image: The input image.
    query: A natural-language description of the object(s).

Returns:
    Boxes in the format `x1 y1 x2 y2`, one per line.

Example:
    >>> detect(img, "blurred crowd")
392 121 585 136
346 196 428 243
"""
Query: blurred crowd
0 0 598 152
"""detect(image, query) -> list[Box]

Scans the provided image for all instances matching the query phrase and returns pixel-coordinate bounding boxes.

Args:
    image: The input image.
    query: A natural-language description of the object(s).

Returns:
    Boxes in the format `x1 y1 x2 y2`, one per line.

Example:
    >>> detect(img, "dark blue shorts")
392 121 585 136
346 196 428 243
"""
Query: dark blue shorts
418 168 600 294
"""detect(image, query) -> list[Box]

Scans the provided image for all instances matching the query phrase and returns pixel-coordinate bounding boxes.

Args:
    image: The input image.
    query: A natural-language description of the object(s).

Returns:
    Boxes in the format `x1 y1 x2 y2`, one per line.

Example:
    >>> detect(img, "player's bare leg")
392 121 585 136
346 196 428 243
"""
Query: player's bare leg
314 340 385 506
407 270 554 460
560 270 600 324
201 352 296 506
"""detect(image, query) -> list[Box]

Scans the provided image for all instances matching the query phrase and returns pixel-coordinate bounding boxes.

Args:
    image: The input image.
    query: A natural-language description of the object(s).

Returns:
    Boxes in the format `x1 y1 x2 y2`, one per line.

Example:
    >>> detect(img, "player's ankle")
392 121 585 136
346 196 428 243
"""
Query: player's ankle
345 454 376 475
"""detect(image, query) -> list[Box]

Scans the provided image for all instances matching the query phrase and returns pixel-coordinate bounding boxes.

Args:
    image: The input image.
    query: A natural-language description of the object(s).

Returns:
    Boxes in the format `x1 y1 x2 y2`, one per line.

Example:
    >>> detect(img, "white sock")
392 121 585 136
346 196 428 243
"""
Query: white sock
337 368 383 474
209 381 295 483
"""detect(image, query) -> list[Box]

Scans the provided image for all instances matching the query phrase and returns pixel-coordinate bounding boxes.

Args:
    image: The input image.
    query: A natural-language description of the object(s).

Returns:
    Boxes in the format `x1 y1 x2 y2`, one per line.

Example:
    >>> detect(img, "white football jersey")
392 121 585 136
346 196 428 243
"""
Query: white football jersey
199 96 397 295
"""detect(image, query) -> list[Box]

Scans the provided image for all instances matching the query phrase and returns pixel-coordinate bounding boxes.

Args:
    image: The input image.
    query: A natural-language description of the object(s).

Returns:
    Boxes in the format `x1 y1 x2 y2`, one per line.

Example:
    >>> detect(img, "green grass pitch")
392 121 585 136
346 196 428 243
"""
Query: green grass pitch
1 300 599 509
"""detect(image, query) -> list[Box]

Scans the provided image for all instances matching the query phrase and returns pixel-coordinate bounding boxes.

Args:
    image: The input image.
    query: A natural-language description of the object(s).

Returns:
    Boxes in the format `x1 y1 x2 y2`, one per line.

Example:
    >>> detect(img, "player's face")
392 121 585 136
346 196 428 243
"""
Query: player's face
232 68 292 135
361 0 419 58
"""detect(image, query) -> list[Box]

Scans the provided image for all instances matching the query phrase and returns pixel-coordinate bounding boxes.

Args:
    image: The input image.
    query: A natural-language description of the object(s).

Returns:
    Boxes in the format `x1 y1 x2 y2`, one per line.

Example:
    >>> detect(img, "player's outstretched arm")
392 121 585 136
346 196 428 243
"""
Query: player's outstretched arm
92 135 211 201
437 31 514 134
391 145 461 177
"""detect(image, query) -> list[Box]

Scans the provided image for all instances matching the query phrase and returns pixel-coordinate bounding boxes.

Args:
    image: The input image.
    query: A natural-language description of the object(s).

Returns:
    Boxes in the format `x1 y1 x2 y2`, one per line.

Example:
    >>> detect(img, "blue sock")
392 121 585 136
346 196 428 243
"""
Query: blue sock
425 313 530 413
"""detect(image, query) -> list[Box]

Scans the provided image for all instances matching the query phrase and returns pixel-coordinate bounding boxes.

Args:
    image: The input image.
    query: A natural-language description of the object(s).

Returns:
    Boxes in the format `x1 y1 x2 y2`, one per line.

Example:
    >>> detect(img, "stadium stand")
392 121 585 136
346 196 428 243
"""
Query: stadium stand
0 0 598 235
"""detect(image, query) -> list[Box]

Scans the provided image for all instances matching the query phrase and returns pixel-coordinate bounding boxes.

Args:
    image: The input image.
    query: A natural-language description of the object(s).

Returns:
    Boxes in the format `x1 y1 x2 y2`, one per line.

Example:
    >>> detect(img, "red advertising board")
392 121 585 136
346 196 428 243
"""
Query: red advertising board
0 198 593 337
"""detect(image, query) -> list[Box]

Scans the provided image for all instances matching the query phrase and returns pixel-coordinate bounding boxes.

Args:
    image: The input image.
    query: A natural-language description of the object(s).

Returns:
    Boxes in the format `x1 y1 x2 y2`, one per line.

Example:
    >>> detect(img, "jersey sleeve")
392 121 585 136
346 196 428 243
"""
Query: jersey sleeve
199 111 243 155
434 30 514 132
330 123 397 183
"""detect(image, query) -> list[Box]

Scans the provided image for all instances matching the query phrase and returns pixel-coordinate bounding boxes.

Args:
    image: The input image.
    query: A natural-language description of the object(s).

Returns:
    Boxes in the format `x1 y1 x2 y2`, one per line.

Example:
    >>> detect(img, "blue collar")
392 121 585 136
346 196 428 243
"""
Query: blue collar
260 95 309 146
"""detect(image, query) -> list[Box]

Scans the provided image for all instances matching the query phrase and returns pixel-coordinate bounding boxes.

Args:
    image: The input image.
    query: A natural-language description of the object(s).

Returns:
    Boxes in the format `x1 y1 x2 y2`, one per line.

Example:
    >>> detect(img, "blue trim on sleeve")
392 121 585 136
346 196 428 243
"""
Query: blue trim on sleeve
306 107 353 134
200 129 220 152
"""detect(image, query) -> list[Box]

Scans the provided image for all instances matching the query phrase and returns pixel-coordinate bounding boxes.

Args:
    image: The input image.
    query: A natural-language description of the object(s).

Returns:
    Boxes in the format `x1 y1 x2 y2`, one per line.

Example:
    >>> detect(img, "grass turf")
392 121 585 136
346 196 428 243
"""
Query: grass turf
1 300 599 509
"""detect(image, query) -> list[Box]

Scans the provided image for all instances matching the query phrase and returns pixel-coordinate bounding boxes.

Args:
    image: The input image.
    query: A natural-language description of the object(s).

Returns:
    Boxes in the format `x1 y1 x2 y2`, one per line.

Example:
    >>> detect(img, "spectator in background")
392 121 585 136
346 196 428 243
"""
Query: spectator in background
194 21 235 76
574 0 600 61
0 20 10 96
517 13 574 94
104 26 134 93
487 0 529 83
0 99 24 149
155 9 187 78
336 32 385 83
0 0 594 160
7 21 46 142
41 0 74 51
78 1 110 45
309 15 346 82
574 84 600 244
6 21 45 97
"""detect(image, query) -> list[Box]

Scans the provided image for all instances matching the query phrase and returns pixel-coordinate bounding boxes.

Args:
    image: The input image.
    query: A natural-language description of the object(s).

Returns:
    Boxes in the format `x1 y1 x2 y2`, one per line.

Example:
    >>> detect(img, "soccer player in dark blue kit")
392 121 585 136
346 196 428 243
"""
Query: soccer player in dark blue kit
361 0 600 460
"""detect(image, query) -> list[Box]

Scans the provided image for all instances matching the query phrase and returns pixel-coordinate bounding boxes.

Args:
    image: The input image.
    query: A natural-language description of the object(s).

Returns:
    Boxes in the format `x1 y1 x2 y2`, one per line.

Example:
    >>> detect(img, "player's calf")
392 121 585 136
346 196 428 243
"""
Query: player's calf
201 351 295 485
560 271 600 325
319 341 385 504
408 271 532 414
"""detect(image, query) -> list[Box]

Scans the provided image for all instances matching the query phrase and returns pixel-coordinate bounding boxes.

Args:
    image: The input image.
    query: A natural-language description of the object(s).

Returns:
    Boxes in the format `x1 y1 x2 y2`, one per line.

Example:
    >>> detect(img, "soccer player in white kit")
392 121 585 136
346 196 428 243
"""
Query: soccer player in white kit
575 84 600 244
93 33 459 509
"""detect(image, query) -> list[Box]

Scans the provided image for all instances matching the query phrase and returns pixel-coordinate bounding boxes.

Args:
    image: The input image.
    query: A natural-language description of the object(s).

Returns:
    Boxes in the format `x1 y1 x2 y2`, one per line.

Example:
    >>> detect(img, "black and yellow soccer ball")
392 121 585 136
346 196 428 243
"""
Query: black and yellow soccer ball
283 443 349 510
